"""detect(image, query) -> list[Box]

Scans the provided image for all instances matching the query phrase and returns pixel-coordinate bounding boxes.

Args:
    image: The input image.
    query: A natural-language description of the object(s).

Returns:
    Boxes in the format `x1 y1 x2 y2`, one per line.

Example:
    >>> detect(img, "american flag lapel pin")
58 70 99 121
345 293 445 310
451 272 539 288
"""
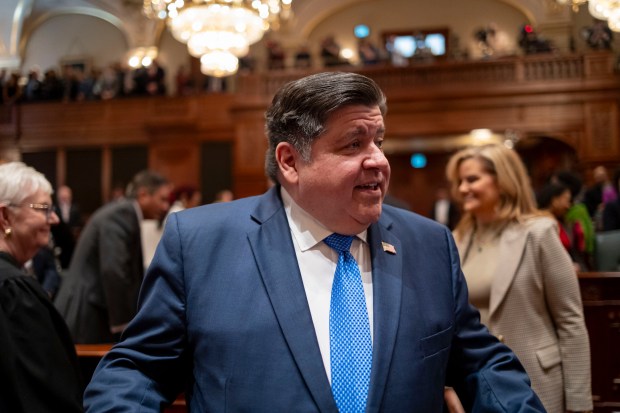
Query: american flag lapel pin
382 242 396 255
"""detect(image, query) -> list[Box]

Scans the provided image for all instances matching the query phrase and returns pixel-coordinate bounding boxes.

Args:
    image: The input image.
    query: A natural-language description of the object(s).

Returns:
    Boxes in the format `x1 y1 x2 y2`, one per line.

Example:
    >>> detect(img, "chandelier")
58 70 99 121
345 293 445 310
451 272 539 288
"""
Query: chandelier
555 0 620 32
143 0 293 77
588 0 620 31
555 0 588 12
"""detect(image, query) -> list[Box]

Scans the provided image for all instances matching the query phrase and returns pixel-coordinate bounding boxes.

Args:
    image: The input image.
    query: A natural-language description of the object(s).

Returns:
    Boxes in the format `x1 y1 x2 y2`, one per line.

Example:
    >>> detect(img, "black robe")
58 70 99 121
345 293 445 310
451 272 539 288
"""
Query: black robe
0 252 83 412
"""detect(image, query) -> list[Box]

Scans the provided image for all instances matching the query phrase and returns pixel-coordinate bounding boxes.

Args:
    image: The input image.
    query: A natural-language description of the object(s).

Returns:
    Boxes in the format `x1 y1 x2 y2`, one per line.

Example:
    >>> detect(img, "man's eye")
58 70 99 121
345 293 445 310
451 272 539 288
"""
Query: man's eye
376 140 384 149
349 141 361 148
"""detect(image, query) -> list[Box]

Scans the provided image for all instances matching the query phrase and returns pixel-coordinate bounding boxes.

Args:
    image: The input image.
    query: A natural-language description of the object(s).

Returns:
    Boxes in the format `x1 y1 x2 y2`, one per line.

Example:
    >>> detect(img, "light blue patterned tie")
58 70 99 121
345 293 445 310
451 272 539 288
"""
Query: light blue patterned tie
324 233 372 413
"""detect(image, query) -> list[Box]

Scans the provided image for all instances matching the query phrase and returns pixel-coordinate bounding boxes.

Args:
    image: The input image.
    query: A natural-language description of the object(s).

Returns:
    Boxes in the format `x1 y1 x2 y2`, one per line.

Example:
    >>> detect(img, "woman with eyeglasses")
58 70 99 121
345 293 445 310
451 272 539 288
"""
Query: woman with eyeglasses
0 161 83 412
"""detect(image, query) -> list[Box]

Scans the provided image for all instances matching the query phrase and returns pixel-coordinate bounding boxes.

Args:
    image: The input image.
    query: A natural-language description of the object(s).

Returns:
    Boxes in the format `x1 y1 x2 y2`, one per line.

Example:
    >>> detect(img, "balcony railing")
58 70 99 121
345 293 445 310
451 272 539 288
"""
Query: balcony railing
236 51 618 98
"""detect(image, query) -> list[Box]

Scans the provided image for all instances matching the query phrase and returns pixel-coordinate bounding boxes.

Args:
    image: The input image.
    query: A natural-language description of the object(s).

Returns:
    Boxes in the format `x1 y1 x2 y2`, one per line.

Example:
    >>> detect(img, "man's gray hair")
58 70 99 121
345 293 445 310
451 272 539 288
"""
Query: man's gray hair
125 170 169 199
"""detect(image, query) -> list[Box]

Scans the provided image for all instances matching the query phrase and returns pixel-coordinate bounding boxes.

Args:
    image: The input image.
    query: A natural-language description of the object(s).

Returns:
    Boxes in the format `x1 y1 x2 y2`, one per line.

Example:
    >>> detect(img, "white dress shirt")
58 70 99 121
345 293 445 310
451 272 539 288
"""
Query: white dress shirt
280 187 374 383
434 199 450 226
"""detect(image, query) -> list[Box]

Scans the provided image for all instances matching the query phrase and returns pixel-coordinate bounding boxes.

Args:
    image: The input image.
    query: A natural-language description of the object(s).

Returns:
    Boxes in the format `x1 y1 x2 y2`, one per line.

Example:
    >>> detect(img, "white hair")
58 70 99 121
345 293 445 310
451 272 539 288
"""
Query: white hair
0 162 53 206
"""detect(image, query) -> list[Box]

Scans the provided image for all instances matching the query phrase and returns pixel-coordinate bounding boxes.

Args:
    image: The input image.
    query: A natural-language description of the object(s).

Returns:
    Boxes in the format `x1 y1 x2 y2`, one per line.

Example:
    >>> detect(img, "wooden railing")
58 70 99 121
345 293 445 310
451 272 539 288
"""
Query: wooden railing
236 51 618 98
578 272 620 413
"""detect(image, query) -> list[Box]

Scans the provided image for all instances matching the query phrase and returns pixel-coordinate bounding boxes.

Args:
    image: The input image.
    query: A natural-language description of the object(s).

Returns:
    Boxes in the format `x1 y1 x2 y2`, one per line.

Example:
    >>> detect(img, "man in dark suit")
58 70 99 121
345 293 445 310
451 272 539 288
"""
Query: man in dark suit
51 185 82 268
85 73 545 412
54 171 171 343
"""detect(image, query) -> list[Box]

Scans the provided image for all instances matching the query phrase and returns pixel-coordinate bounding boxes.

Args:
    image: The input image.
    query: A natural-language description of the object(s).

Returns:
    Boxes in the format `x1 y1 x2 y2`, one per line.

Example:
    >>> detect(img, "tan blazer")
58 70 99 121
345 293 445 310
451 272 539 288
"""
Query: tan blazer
457 216 592 413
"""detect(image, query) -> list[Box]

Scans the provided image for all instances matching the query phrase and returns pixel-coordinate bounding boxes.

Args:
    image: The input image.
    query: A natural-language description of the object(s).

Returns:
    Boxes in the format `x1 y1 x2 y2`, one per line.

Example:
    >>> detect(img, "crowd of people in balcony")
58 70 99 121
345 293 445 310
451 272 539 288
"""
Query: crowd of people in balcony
1 18 616 108
0 60 168 106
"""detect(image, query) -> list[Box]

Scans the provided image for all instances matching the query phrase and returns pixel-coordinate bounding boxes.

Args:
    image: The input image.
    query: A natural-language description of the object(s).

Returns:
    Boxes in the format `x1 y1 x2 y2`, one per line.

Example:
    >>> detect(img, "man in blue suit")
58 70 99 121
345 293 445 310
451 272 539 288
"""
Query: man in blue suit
85 72 545 412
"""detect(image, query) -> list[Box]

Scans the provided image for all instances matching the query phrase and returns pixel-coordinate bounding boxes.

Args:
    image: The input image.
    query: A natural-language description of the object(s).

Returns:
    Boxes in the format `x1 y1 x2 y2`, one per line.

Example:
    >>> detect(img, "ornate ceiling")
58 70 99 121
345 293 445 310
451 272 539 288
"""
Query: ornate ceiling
0 0 571 69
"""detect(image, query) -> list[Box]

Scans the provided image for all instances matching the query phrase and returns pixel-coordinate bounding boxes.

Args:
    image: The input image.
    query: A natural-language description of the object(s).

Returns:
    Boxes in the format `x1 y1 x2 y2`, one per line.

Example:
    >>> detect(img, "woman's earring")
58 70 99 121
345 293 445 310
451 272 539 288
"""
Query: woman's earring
3 228 11 237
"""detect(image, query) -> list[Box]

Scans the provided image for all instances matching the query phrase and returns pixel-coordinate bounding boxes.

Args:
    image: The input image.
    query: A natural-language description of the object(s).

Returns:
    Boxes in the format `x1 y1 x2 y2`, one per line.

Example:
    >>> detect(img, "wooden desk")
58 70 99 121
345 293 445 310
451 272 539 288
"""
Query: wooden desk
579 272 620 413
75 344 187 412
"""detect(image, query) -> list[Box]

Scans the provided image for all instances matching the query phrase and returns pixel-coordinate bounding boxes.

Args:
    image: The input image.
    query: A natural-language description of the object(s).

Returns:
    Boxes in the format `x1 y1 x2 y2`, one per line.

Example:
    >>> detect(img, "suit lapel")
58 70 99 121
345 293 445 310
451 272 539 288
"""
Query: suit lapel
247 188 338 413
489 223 527 317
365 218 403 413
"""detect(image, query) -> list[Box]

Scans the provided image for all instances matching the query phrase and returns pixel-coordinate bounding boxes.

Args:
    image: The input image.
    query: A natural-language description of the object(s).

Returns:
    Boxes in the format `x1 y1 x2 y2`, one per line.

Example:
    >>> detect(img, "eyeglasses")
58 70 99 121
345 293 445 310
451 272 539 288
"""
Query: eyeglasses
8 203 56 220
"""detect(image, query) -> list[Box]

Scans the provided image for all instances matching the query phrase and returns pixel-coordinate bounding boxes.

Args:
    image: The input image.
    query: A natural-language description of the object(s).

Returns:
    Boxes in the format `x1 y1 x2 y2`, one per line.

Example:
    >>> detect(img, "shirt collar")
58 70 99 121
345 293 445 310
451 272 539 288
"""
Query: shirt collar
280 186 367 252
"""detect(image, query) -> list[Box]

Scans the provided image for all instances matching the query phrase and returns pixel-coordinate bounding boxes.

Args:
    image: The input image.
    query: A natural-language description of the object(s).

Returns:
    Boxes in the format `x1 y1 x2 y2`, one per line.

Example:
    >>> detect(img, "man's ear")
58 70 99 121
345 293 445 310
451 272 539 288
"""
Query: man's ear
275 142 301 185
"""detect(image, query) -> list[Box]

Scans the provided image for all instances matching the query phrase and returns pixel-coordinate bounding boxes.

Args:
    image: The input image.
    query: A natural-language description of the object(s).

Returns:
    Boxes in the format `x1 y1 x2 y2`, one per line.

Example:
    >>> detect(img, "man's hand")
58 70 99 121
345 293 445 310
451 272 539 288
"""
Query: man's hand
444 387 465 413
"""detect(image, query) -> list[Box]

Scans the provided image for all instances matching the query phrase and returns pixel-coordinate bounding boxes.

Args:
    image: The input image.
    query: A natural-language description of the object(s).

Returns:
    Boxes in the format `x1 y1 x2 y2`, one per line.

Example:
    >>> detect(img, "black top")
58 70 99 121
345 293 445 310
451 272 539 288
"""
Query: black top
0 252 83 413
603 198 620 231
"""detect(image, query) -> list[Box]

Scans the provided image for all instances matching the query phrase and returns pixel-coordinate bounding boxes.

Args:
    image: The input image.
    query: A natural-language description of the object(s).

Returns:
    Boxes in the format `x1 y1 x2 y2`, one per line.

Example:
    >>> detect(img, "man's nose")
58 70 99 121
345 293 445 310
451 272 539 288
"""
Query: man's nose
364 145 388 168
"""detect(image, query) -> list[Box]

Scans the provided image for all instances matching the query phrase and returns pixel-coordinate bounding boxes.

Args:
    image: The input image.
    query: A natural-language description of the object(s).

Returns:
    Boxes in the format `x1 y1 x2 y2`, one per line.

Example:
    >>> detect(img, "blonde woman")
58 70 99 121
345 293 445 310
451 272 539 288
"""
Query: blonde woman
445 143 592 413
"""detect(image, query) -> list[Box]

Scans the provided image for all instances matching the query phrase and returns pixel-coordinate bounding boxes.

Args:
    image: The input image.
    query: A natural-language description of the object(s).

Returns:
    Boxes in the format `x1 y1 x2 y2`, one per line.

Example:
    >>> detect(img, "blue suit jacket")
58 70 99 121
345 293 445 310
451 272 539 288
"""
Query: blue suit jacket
85 187 545 412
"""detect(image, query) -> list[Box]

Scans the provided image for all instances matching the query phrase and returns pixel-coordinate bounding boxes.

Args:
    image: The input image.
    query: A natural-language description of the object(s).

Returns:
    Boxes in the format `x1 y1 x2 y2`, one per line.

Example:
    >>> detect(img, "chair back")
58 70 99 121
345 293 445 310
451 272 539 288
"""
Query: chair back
595 230 620 271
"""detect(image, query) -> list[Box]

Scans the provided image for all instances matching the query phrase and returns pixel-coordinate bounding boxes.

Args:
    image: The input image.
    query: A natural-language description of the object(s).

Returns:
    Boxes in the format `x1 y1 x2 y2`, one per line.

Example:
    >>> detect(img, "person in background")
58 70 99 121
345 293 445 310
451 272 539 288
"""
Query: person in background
430 187 461 230
108 182 126 202
358 38 382 65
85 72 544 412
602 167 620 231
169 185 202 214
320 35 346 67
0 162 83 413
54 170 171 343
213 188 233 203
583 165 617 228
552 170 595 269
536 182 587 272
382 191 411 210
446 143 592 413
294 44 313 69
52 184 82 268
27 241 62 299
142 185 202 268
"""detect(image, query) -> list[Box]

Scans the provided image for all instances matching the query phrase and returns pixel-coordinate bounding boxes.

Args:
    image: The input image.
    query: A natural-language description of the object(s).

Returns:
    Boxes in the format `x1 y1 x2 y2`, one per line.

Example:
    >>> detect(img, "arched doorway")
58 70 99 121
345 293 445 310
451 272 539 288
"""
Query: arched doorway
514 136 579 192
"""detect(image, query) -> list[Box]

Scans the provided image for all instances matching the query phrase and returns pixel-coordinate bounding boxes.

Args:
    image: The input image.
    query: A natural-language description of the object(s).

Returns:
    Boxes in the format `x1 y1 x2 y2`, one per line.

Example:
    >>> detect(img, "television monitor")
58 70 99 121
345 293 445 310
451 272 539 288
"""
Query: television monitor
384 28 449 59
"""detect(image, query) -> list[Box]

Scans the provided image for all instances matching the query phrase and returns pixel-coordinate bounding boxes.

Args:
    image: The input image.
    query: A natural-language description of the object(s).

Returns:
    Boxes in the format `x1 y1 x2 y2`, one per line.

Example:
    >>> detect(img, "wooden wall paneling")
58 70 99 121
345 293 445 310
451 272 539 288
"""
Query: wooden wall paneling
231 109 270 198
200 142 233 203
149 141 200 189
111 145 149 199
578 272 620 413
21 150 57 190
66 147 102 214
386 152 454 216
57 148 66 188
4 53 620 200
583 101 620 161
102 147 112 204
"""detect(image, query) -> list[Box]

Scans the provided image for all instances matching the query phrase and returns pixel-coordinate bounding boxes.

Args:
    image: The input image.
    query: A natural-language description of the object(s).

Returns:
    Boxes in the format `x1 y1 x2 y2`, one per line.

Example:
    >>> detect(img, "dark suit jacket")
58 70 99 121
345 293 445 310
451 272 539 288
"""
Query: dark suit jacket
54 199 144 343
52 203 83 268
85 187 544 412
603 198 620 231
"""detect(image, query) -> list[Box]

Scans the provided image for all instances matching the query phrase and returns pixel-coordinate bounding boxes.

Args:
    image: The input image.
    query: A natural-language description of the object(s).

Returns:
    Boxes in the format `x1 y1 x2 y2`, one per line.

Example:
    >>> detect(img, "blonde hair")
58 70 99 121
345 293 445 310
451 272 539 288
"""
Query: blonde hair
445 143 542 240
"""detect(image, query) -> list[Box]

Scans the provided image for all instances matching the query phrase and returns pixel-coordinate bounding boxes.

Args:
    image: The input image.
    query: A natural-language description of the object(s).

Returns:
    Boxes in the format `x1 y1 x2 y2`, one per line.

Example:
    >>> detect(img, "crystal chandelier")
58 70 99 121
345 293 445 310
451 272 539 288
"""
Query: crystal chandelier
555 0 588 12
143 0 293 77
555 0 620 32
588 0 620 32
